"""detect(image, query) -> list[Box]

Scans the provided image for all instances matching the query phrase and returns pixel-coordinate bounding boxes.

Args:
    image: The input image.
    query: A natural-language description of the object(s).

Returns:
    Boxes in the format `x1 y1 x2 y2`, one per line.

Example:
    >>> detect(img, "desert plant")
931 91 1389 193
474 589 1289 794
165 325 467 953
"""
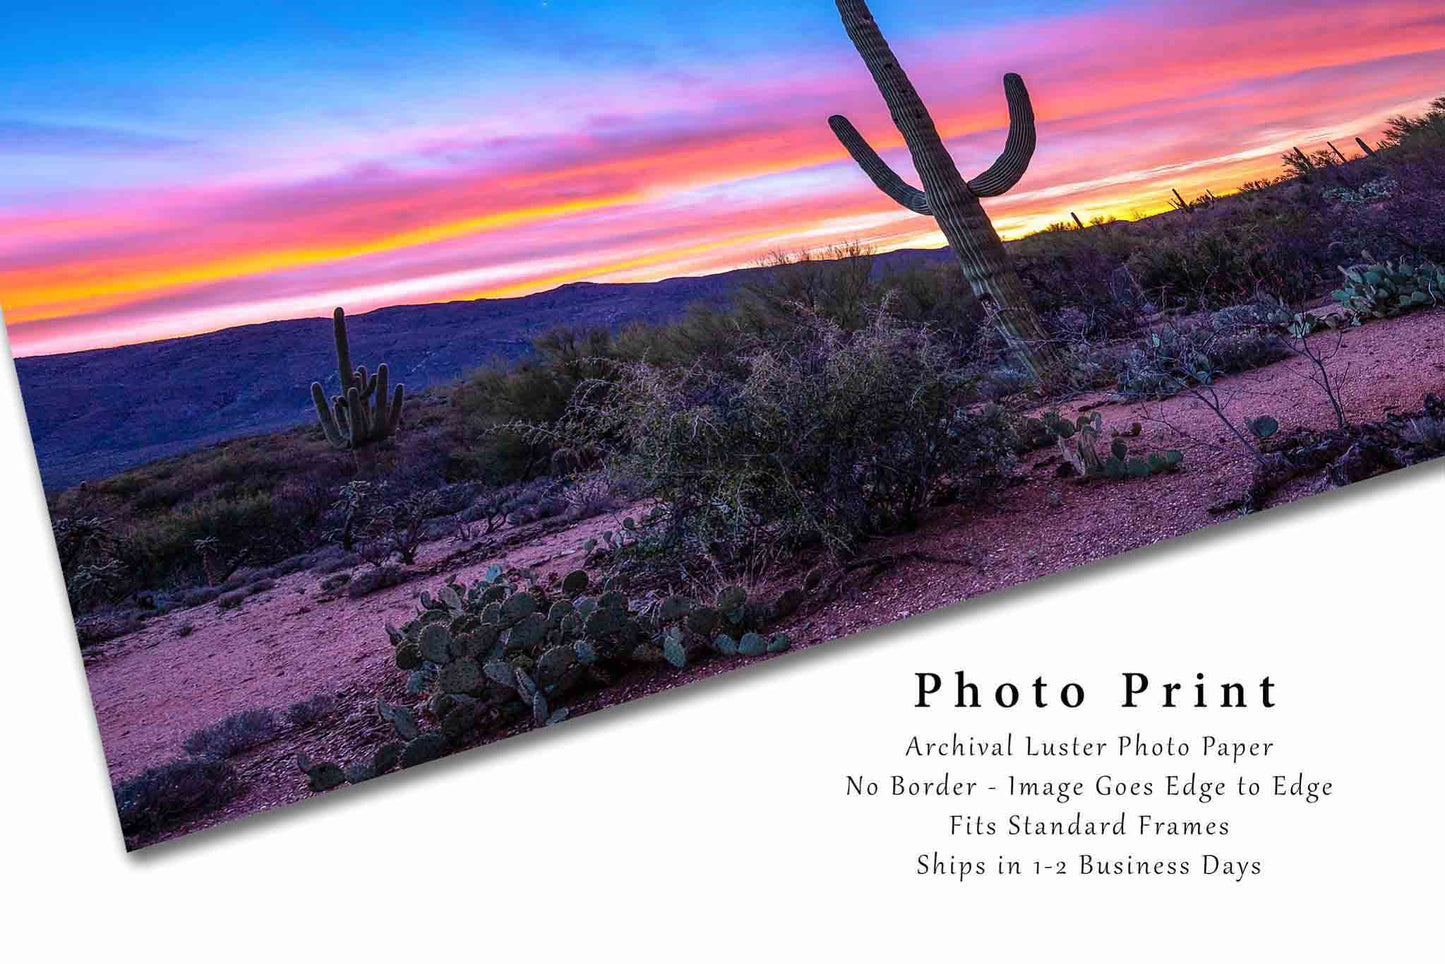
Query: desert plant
192 536 224 585
114 757 243 839
828 0 1054 380
458 485 513 533
529 307 1013 563
329 480 378 552
215 588 249 610
51 515 128 611
1398 415 1445 455
1324 177 1398 205
297 564 802 790
1281 312 1351 430
1036 411 1183 480
347 563 404 598
362 491 438 565
1117 311 1290 400
1126 324 1283 468
310 307 404 451
1379 96 1445 151
182 708 281 758
1331 256 1443 320
285 694 335 727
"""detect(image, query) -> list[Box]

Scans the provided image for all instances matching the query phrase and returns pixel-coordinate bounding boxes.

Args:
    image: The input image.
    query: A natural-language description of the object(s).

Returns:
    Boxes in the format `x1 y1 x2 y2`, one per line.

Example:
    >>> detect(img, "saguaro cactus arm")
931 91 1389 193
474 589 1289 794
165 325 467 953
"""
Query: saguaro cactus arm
828 115 931 214
964 73 1037 198
829 0 1055 380
828 3 1038 204
311 383 347 448
834 0 961 186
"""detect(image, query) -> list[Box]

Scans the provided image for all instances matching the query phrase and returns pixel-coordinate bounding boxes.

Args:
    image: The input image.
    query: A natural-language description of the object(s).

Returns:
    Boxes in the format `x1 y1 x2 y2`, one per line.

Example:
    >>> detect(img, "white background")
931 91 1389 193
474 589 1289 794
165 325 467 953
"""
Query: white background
3 327 1440 960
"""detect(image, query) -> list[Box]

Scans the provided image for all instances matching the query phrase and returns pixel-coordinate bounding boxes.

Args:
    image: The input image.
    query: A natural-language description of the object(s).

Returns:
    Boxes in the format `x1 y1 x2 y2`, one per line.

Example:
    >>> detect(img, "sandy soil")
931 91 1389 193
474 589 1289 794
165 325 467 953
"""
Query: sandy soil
82 309 1445 843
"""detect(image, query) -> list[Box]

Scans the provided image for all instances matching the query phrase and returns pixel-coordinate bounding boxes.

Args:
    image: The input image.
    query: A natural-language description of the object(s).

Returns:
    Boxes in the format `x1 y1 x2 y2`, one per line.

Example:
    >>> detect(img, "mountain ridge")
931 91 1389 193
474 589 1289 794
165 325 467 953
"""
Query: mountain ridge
15 247 952 490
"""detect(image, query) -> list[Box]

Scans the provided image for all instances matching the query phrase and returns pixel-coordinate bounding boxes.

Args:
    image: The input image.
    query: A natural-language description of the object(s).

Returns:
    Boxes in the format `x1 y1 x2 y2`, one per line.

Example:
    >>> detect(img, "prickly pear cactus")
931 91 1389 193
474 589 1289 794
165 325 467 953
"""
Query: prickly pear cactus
1333 256 1443 320
301 562 818 793
1249 416 1280 440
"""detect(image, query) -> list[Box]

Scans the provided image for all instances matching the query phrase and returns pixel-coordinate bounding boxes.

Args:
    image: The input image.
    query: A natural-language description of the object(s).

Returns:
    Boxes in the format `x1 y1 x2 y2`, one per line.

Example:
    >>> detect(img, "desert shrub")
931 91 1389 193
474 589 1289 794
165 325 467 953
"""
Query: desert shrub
122 491 281 589
458 486 513 532
182 708 280 758
114 757 242 838
174 585 222 608
543 309 1013 562
1339 196 1445 265
1124 205 1330 311
51 515 128 612
448 247 991 483
980 366 1033 401
562 474 628 522
348 563 404 598
75 611 145 647
319 572 351 593
215 589 249 610
310 546 360 575
428 482 478 517
1013 233 1142 331
285 694 335 727
1117 307 1290 399
503 479 567 526
1379 96 1445 153
361 492 440 565
1324 177 1398 206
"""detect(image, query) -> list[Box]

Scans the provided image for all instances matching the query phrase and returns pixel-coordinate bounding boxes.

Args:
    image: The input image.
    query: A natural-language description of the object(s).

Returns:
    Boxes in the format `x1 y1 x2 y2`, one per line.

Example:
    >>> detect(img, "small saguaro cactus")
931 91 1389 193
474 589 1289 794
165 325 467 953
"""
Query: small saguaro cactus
310 307 404 450
828 0 1056 381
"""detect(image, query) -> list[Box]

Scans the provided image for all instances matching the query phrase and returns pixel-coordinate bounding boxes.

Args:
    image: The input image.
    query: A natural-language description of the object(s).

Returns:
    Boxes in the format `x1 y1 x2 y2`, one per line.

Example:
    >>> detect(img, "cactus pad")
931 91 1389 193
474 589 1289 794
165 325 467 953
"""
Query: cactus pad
737 632 766 657
400 733 448 769
716 586 747 612
418 623 452 665
659 595 693 622
507 613 549 651
438 658 482 695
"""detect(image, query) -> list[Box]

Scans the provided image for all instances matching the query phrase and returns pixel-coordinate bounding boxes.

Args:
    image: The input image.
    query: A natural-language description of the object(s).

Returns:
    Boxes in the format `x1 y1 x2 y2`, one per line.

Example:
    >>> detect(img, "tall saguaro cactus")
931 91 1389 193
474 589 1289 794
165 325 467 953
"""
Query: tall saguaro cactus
829 0 1055 379
310 307 404 450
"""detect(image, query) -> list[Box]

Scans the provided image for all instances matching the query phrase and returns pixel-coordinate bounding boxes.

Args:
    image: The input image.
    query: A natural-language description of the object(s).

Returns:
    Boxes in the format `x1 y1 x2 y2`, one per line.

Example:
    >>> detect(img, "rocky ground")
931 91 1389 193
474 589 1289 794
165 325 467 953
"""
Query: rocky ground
81 308 1445 846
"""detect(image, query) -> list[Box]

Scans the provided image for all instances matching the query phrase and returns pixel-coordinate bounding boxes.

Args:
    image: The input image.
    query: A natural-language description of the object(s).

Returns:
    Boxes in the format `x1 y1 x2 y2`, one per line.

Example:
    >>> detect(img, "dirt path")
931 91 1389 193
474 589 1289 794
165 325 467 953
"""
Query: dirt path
82 309 1445 841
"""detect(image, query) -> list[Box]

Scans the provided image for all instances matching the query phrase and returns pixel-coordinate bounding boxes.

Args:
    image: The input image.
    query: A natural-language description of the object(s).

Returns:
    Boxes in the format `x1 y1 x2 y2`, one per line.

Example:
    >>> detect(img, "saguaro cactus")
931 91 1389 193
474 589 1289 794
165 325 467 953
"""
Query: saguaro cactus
829 0 1055 379
310 307 404 450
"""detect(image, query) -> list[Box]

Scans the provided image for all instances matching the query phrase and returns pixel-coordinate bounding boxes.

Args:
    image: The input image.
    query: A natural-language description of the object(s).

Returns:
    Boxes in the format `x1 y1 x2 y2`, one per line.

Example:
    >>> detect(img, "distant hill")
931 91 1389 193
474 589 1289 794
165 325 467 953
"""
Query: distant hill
15 247 952 490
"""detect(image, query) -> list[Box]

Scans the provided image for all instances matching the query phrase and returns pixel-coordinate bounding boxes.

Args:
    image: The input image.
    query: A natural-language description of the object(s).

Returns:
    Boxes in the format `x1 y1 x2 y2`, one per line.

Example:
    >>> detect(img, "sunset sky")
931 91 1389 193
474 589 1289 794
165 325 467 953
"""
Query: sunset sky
3 0 1443 357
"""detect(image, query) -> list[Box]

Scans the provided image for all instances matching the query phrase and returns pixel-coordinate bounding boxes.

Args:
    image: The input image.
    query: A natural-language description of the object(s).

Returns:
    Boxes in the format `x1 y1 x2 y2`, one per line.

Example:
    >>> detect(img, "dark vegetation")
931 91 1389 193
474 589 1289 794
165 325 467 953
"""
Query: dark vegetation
57 99 1445 638
114 693 340 845
181 708 281 759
